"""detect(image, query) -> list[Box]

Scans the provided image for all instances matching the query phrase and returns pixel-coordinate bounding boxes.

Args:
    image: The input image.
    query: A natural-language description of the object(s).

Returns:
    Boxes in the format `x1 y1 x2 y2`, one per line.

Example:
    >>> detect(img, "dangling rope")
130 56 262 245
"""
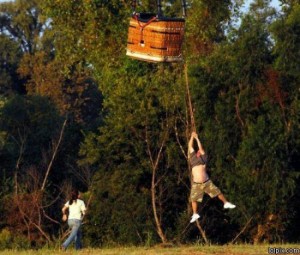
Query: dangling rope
156 0 163 18
181 0 187 17
184 63 196 132
130 0 137 14
131 0 186 18
183 63 210 244
178 0 195 133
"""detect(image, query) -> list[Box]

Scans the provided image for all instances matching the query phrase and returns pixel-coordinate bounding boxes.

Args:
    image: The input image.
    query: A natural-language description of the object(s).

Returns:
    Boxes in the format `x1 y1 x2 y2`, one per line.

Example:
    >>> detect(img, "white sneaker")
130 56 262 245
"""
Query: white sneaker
224 202 236 209
190 213 200 223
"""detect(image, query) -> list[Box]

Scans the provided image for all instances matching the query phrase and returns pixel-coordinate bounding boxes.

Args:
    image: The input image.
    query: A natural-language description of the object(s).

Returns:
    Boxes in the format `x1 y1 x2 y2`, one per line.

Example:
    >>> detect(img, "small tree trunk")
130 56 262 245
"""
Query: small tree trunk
146 127 168 243
41 117 67 191
196 220 209 244
151 167 167 243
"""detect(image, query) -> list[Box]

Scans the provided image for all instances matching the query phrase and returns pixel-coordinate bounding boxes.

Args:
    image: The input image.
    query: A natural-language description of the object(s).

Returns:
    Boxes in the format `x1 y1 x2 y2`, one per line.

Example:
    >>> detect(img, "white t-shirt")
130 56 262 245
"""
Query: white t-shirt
65 199 86 220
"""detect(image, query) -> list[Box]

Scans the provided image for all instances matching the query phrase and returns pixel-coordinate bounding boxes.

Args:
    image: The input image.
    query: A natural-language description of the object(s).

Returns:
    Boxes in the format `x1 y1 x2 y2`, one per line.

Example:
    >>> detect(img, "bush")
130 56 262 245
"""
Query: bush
0 228 12 249
0 228 31 250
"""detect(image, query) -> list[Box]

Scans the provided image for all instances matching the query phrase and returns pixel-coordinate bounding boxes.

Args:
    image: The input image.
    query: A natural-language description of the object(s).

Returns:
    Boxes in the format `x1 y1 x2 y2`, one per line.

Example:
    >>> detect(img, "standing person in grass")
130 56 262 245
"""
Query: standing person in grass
61 189 86 251
189 131 236 223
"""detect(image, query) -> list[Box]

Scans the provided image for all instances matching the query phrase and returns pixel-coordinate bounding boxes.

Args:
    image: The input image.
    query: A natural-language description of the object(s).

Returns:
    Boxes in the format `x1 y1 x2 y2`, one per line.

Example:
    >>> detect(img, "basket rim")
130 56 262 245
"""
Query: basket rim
126 49 183 62
132 12 185 22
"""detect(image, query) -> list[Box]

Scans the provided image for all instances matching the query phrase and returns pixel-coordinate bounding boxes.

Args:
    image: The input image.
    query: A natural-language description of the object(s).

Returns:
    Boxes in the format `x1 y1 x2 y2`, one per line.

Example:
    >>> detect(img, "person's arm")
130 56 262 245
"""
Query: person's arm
62 205 68 214
81 202 86 215
78 193 86 217
188 132 196 153
62 204 68 222
80 201 87 219
195 135 205 155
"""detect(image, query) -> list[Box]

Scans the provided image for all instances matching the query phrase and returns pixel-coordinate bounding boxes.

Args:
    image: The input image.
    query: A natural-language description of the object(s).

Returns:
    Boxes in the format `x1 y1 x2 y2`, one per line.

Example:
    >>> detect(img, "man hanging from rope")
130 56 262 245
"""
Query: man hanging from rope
189 131 236 223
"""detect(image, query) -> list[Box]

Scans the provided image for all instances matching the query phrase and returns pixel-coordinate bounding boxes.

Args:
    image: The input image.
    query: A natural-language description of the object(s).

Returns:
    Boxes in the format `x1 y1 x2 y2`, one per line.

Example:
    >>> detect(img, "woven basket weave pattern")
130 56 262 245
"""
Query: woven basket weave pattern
126 17 185 62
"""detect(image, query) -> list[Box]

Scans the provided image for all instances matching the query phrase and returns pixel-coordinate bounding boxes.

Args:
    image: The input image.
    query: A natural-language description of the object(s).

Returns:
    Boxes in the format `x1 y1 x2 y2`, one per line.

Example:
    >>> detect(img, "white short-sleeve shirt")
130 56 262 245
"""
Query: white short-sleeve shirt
65 199 86 220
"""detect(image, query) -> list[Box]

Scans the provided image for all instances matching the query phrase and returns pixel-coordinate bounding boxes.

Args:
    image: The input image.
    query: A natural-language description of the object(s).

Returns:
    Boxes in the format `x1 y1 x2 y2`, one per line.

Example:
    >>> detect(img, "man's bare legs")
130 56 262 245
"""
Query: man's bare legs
191 195 236 223
218 193 227 203
190 201 200 223
192 201 198 214
218 193 236 209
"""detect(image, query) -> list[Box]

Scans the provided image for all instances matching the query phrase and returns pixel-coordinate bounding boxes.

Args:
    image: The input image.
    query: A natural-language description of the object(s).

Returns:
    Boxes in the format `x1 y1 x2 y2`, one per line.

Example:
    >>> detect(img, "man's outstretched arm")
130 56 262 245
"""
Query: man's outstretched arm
189 132 199 153
194 133 205 155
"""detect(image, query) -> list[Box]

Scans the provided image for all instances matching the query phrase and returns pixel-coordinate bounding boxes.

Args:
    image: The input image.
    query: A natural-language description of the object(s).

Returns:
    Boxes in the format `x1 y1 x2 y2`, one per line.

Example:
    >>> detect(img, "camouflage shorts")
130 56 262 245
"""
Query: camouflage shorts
190 180 221 202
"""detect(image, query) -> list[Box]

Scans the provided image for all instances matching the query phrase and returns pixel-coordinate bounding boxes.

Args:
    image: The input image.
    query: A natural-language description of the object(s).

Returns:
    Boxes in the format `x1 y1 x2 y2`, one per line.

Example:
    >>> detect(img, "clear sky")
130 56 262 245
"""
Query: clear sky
244 0 281 11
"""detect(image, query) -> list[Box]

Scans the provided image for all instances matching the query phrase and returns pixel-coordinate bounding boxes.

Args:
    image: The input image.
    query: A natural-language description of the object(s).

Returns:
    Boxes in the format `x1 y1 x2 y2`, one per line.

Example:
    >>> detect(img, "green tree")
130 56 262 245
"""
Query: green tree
79 60 189 245
0 35 23 95
0 0 49 95
185 0 238 58
270 1 300 241
185 0 299 243
0 95 66 246
0 95 63 182
0 0 46 54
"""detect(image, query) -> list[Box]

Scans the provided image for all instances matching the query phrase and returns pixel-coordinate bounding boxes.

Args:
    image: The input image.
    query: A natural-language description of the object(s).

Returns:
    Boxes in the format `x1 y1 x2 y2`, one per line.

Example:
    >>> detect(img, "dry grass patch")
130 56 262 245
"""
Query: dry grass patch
0 244 299 255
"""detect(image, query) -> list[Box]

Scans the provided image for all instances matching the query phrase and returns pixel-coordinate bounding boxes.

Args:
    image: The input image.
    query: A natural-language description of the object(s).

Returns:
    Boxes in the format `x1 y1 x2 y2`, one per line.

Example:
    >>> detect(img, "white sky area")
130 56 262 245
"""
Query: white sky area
244 0 281 11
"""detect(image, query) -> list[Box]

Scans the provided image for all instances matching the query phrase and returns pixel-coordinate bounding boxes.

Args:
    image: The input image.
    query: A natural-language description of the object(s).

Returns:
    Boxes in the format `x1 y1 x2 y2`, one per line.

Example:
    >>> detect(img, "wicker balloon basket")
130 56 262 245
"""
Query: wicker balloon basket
126 13 185 62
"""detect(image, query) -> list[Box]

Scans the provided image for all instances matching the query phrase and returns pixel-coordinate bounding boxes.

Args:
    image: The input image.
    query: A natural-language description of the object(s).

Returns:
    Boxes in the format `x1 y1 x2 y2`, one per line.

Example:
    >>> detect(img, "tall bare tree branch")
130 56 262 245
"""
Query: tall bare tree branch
41 117 67 191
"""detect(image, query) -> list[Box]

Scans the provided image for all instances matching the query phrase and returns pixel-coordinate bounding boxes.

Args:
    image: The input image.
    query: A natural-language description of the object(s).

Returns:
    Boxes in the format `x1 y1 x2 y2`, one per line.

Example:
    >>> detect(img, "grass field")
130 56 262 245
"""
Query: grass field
0 244 300 255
